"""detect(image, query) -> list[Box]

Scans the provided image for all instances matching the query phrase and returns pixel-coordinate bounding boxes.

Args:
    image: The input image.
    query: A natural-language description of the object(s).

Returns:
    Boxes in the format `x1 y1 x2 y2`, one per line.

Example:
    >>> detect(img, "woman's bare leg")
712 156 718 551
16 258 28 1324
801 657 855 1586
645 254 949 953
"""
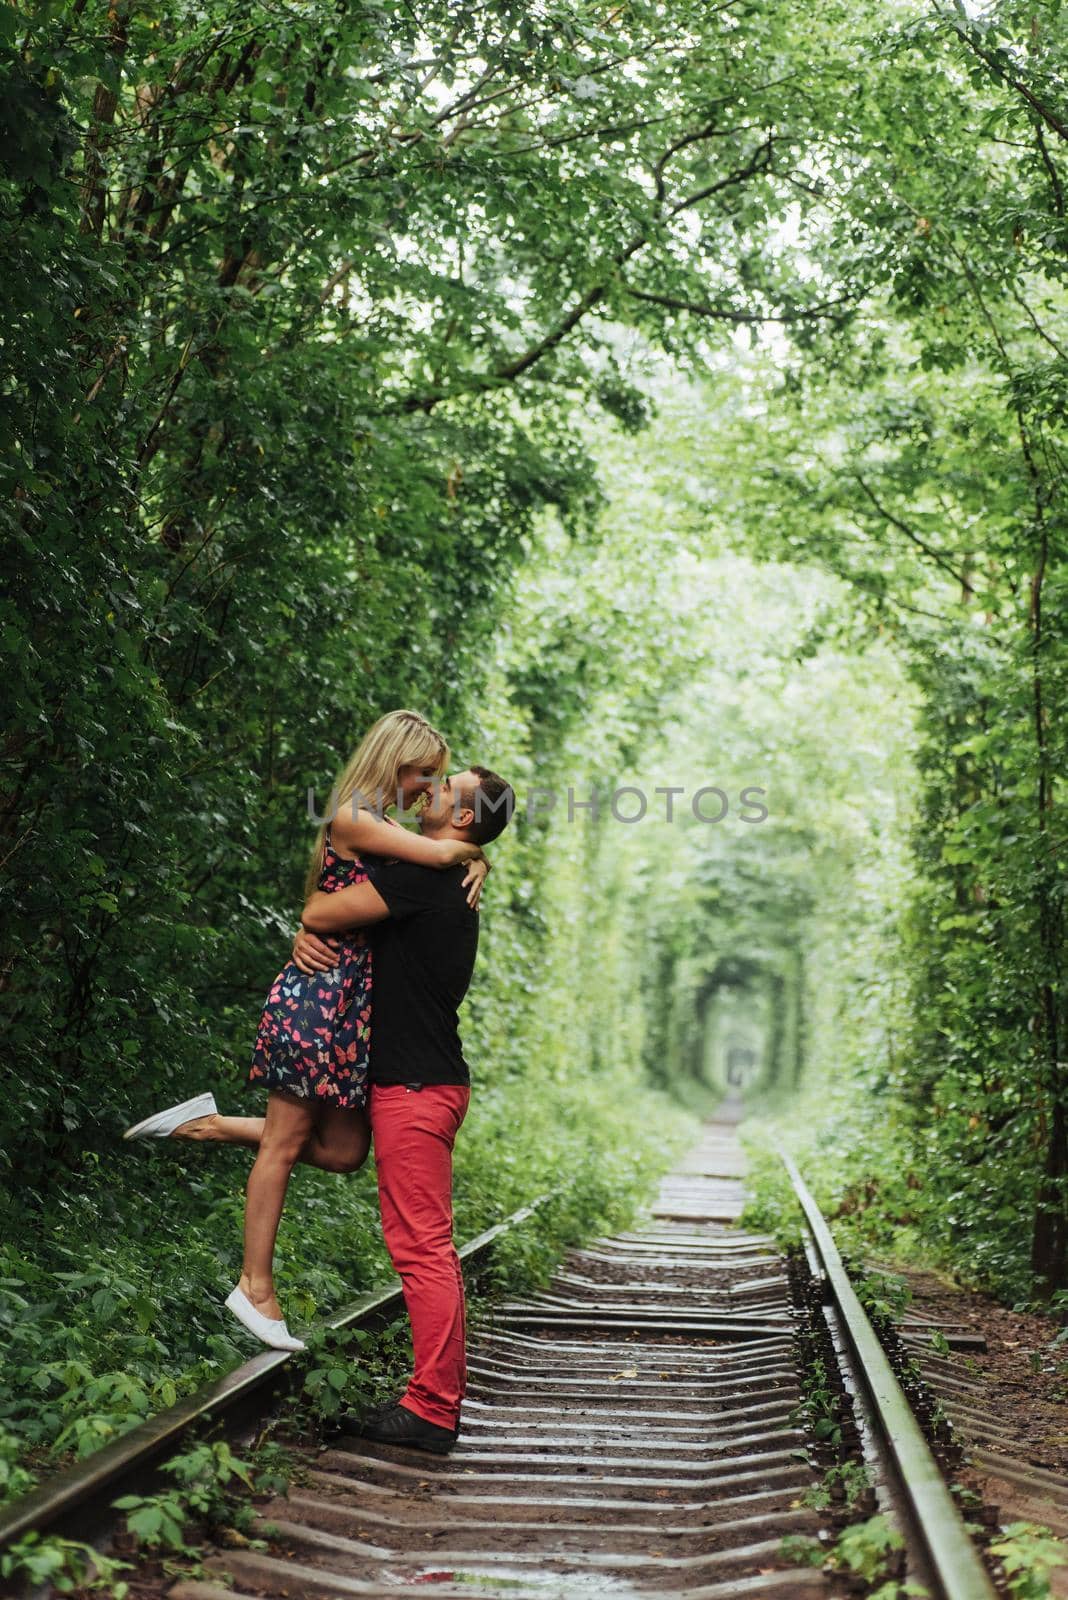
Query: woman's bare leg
174 1112 264 1149
238 1092 315 1322
173 1106 370 1171
310 1107 371 1173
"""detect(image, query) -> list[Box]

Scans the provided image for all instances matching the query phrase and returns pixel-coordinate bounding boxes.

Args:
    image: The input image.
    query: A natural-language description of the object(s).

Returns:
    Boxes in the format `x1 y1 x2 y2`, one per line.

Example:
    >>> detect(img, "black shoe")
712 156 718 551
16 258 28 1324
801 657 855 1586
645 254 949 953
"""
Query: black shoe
341 1403 458 1455
338 1396 401 1429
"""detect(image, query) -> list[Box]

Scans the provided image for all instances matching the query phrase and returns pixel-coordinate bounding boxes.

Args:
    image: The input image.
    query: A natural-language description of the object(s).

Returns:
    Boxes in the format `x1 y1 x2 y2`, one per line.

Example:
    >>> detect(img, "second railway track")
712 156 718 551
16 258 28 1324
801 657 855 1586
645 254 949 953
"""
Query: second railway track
1 1111 1019 1597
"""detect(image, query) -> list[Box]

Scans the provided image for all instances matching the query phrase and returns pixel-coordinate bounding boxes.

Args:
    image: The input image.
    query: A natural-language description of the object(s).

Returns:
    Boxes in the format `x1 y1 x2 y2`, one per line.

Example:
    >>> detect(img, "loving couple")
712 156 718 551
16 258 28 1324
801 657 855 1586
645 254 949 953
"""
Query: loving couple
124 710 515 1456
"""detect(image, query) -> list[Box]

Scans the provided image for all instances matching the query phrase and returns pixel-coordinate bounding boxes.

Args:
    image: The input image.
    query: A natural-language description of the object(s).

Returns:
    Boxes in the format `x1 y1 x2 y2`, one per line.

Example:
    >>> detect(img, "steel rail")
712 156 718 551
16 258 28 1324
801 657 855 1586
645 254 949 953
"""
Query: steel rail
780 1150 998 1600
0 1193 555 1552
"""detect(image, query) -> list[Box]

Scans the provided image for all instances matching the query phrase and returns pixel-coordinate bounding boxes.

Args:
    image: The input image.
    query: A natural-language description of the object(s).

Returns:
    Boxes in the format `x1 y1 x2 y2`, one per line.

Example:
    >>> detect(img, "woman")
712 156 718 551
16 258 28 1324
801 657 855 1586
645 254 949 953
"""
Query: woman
124 710 488 1351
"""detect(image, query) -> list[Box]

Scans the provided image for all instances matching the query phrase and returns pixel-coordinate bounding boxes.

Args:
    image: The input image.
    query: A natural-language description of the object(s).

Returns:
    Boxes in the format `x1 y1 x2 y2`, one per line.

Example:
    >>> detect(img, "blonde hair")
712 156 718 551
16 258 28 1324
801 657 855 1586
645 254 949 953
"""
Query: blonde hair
305 709 448 895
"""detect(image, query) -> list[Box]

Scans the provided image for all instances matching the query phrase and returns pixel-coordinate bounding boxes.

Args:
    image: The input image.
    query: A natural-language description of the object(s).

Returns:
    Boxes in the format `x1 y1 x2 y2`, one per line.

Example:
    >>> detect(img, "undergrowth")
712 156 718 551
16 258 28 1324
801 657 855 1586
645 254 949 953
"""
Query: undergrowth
0 1073 694 1509
1 1171 671 1598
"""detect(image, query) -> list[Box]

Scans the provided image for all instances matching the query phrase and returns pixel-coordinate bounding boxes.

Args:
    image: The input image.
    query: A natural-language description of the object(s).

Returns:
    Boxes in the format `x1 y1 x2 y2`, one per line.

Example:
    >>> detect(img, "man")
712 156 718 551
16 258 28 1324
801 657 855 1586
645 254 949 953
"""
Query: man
293 765 514 1455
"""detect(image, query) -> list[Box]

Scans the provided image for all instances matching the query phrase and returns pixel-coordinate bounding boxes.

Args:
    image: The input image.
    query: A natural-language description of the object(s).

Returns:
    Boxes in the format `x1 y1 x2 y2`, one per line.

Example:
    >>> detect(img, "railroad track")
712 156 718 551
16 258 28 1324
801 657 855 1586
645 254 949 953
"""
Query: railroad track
892 1270 1068 1585
0 1113 1016 1597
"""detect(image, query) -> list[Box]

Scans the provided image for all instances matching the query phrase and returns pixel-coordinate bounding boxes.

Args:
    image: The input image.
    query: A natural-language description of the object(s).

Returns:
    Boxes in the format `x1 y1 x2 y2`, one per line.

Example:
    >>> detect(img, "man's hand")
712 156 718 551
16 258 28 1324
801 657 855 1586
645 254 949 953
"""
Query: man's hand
292 926 342 975
462 856 490 910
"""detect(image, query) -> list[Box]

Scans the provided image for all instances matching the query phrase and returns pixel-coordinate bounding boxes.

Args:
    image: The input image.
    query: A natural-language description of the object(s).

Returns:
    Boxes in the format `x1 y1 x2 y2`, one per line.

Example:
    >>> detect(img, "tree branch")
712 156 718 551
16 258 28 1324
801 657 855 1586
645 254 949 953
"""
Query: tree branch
1035 124 1065 215
389 136 779 414
851 473 971 588
620 284 855 324
669 134 774 214
938 4 1068 143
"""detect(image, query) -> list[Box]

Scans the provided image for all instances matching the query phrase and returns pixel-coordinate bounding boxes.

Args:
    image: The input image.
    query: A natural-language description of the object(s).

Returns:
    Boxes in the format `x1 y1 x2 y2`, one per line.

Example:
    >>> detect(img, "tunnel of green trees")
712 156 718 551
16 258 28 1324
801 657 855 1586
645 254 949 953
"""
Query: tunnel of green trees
1 0 1066 1490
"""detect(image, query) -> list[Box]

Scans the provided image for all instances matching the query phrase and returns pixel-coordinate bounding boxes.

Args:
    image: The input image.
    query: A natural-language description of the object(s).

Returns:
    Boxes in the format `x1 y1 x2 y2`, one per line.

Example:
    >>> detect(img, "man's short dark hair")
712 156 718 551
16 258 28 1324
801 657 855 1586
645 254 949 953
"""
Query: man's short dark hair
463 765 515 846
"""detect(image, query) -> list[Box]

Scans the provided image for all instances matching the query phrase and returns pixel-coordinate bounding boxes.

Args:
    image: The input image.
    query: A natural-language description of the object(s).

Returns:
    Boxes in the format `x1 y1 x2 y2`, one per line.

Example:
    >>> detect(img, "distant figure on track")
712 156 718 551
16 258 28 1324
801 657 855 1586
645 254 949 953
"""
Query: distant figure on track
291 763 515 1454
124 710 489 1353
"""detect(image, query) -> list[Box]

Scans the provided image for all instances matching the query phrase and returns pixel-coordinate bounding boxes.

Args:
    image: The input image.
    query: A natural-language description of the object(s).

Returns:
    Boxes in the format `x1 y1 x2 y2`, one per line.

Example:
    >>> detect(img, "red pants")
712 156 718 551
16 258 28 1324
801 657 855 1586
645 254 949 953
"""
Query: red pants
369 1083 471 1430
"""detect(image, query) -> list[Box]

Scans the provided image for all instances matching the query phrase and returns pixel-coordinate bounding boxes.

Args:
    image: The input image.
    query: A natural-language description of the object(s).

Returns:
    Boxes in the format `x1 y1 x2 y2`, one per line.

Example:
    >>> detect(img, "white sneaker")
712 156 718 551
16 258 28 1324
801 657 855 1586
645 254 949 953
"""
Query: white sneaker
123 1092 218 1141
225 1286 306 1352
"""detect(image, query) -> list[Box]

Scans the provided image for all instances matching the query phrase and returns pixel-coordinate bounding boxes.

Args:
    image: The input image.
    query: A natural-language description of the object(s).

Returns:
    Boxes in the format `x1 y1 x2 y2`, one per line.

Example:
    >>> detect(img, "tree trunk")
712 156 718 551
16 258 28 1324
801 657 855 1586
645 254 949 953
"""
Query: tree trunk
1026 513 1067 1293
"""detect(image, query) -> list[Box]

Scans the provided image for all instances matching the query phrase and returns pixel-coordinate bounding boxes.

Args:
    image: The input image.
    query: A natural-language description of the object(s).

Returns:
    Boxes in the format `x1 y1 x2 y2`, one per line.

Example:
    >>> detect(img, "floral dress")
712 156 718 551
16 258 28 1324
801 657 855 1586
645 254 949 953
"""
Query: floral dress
248 834 375 1111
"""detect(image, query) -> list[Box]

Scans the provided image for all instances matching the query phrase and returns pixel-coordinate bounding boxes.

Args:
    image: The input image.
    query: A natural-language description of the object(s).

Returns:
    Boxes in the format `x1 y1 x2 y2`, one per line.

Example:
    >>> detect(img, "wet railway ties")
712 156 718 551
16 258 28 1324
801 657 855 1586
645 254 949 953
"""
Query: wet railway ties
172 1127 861 1600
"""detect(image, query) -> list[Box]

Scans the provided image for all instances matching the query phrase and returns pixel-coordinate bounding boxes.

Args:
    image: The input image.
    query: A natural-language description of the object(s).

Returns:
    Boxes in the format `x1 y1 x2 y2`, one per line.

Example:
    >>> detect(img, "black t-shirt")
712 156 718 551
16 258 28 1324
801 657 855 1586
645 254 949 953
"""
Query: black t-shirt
362 857 479 1086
